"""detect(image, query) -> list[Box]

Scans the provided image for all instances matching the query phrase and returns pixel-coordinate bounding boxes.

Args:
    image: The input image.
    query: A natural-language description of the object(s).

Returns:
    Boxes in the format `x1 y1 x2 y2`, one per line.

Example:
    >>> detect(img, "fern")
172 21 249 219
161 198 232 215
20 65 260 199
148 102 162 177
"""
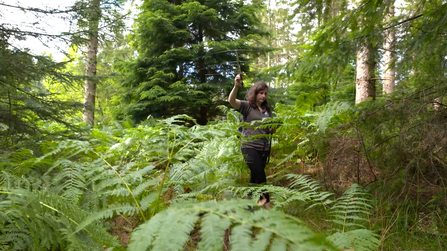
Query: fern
286 174 334 209
0 181 120 250
1 225 33 251
229 184 310 208
327 184 380 251
50 159 86 202
128 200 334 251
327 229 380 251
170 138 335 215
197 213 232 251
1 115 385 251
0 134 172 249
313 101 351 133
0 148 52 176
169 135 246 203
224 174 334 211
330 184 372 231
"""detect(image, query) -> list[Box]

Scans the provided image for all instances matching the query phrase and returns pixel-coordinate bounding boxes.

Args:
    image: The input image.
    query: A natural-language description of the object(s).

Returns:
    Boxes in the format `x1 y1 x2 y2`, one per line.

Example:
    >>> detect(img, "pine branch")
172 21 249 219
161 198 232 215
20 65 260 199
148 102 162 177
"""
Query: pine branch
383 14 424 31
0 2 83 14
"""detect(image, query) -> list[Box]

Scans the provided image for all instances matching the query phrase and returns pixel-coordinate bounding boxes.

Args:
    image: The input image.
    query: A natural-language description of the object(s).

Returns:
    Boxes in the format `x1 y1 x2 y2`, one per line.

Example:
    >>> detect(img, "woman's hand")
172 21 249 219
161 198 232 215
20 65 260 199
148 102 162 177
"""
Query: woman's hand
234 74 243 87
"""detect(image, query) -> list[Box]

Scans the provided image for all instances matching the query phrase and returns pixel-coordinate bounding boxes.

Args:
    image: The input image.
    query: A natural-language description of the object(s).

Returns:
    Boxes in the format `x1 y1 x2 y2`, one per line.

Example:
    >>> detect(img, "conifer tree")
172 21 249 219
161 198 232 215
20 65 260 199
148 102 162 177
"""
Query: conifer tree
382 0 395 95
251 0 297 88
0 23 81 147
82 0 101 126
123 0 268 124
0 0 130 148
73 0 128 126
355 41 376 104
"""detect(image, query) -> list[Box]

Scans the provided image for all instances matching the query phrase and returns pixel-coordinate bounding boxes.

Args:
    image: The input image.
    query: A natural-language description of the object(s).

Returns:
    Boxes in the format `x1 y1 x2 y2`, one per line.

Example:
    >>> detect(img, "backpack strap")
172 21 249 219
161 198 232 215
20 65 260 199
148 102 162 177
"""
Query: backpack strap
238 104 252 135
241 104 252 122
264 110 273 164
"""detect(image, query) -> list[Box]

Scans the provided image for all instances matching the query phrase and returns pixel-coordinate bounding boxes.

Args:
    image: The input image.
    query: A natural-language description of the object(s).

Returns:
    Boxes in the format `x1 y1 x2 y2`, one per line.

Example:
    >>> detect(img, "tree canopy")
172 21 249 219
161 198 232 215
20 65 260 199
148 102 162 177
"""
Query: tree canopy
121 0 269 124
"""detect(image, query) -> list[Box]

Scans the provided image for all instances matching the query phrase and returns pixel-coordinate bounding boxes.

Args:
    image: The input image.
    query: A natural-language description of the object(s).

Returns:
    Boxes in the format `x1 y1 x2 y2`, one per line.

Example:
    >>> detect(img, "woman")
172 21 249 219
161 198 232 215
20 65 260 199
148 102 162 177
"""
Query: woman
228 74 272 209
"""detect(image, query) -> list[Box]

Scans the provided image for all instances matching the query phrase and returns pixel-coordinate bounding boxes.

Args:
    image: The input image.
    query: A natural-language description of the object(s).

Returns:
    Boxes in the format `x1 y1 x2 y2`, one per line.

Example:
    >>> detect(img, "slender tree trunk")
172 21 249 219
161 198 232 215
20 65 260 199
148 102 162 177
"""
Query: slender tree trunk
82 0 101 126
434 97 443 111
383 2 395 95
355 42 376 104
7 90 13 146
197 24 208 125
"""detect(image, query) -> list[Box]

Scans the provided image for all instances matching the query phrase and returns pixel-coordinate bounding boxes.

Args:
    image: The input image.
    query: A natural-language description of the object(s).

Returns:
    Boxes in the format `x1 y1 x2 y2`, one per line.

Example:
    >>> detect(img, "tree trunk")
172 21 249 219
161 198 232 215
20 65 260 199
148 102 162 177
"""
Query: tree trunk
383 2 395 95
197 24 208 125
355 43 376 104
82 0 101 126
434 97 443 111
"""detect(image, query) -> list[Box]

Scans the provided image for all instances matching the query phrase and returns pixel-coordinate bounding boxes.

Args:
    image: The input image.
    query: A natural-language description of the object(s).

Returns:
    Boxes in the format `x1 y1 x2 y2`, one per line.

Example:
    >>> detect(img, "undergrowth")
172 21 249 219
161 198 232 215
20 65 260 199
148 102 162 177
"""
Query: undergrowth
1 89 446 250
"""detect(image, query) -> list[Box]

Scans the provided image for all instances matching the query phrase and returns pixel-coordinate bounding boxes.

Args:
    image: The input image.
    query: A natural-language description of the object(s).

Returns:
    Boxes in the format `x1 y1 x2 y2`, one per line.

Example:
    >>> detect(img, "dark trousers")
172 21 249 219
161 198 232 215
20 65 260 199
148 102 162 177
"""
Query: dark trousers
241 148 270 202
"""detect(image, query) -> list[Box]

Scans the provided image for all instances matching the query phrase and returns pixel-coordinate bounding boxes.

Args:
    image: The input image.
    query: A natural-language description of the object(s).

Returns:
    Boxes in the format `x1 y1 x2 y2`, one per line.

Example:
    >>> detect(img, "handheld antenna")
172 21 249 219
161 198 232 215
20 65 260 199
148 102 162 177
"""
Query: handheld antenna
235 50 244 87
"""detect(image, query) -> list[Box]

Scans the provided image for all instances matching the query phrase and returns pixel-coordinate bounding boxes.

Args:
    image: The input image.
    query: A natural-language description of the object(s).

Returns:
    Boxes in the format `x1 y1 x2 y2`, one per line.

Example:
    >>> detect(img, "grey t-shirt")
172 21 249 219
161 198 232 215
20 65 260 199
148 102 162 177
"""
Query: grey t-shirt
238 100 271 151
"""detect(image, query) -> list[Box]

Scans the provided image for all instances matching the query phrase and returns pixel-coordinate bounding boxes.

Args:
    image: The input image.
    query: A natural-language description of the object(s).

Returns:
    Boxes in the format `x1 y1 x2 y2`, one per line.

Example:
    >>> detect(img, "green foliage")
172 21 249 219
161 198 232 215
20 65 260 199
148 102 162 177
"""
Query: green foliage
0 174 119 251
129 199 333 251
133 131 380 251
0 0 134 144
170 136 245 196
0 110 386 251
271 99 354 169
373 193 447 250
0 38 82 147
286 174 334 209
0 114 245 249
395 0 447 91
327 229 380 251
122 0 269 124
327 184 380 251
330 184 373 230
2 0 447 250
70 0 128 47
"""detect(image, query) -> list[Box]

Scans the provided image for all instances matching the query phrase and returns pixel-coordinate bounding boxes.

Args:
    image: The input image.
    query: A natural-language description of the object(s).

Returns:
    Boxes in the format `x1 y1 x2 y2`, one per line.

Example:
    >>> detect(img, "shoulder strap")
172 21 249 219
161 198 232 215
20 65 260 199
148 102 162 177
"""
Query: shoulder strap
242 104 253 122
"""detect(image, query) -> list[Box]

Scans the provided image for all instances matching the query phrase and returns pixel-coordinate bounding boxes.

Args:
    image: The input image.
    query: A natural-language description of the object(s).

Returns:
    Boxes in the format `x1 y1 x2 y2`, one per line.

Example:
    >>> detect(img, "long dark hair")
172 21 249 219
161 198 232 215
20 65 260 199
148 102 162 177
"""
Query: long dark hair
246 82 271 114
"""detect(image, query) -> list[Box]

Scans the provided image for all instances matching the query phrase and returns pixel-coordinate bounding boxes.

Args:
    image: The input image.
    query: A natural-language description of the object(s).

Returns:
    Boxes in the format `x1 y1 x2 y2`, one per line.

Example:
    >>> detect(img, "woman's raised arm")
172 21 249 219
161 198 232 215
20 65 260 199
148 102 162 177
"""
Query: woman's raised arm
228 74 242 109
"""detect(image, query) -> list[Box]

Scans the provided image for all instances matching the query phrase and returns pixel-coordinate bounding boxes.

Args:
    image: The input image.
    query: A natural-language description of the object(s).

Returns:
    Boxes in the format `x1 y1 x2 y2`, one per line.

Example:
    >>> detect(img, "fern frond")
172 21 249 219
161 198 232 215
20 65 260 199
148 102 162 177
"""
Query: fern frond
51 160 86 202
251 230 272 251
274 148 299 168
74 203 139 235
139 191 161 210
131 178 159 197
174 179 236 201
230 224 252 251
0 148 41 175
329 184 372 231
128 200 334 251
0 226 33 251
96 177 123 191
286 174 334 209
197 213 232 251
270 237 288 251
228 184 310 209
152 209 199 251
128 209 165 251
1 171 32 190
314 101 351 133
169 137 244 195
0 184 119 250
327 229 380 251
